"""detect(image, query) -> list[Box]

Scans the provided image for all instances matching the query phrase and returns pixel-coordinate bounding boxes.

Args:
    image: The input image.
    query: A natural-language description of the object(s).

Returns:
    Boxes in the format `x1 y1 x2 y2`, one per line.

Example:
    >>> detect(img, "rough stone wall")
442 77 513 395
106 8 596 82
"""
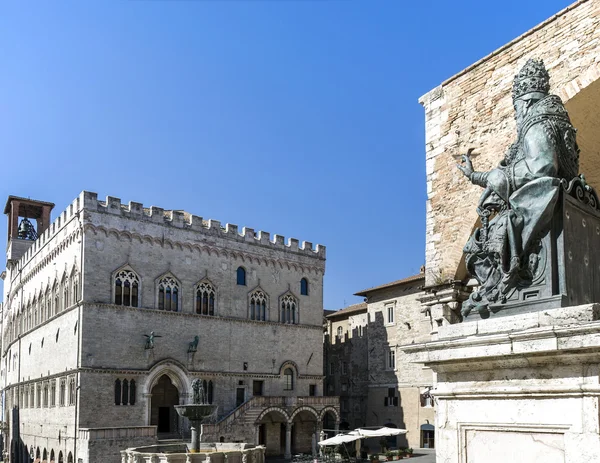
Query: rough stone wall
421 0 600 286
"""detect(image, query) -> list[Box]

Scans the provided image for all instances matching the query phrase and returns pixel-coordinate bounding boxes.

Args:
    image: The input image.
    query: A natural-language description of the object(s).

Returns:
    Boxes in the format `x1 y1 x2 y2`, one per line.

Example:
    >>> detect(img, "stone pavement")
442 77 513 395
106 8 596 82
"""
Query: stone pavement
406 448 435 462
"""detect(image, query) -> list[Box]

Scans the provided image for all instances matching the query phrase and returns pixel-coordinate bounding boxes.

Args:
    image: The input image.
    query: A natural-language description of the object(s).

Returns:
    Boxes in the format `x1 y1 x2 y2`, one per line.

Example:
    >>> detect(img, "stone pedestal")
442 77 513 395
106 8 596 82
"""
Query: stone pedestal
404 304 600 463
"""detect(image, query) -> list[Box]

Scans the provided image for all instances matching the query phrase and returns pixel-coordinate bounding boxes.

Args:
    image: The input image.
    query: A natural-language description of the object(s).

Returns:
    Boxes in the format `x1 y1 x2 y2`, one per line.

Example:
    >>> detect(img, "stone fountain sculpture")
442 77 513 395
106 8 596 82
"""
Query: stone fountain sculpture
175 379 217 453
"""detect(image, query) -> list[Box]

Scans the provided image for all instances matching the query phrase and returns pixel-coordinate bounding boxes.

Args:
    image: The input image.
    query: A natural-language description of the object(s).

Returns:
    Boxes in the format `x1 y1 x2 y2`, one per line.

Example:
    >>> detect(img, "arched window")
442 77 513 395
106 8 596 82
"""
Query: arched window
52 283 59 315
46 290 52 320
249 290 267 321
280 295 298 324
284 368 294 391
195 281 216 315
43 449 47 462
63 277 70 310
130 379 136 405
50 449 55 463
114 379 121 405
122 379 129 405
300 278 309 296
157 276 179 311
115 269 139 307
67 452 73 463
58 451 64 463
336 326 343 340
236 267 246 286
71 269 79 304
202 379 214 404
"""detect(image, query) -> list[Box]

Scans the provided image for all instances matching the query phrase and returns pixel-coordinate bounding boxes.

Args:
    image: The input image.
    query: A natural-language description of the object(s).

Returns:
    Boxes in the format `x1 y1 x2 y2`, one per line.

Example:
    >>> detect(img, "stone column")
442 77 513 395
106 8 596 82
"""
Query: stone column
254 425 260 445
284 423 292 459
334 421 339 435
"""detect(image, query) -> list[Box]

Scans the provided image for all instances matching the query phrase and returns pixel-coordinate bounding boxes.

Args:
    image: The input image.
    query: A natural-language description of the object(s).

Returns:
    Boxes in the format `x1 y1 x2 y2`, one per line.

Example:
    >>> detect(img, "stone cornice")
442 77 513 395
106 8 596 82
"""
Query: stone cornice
86 302 323 331
83 223 325 275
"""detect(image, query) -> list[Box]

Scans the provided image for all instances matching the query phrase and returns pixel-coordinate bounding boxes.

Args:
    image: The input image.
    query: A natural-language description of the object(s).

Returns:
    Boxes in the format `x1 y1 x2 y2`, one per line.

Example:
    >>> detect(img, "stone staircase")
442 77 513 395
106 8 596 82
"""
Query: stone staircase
203 396 339 443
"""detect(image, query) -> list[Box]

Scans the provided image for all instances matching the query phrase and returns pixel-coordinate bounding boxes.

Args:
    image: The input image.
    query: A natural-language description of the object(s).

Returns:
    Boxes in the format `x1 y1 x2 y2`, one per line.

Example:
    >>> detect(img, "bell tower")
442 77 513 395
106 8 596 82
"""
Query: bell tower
4 196 55 263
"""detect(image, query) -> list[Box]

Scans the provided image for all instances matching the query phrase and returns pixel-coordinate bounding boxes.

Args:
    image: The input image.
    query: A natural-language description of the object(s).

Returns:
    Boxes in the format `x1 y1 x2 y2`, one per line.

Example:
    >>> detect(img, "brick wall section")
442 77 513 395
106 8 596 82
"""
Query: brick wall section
420 0 600 286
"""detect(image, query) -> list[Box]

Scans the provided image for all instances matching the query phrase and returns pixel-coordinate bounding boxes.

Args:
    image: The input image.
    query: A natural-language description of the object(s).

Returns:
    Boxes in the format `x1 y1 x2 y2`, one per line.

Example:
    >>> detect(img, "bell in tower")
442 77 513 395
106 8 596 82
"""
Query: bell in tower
4 195 54 263
17 217 38 241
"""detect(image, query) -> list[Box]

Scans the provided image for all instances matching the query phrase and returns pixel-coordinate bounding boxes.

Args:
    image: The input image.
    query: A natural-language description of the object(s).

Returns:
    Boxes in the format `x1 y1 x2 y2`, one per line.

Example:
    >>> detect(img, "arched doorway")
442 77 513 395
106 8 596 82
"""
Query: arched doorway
321 410 338 438
256 408 289 457
151 374 180 436
291 409 318 455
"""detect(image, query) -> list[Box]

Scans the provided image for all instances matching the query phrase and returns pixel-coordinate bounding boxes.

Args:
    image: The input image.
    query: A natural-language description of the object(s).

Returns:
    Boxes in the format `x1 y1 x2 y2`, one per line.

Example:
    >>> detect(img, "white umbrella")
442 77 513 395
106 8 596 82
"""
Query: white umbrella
356 427 407 438
318 431 361 446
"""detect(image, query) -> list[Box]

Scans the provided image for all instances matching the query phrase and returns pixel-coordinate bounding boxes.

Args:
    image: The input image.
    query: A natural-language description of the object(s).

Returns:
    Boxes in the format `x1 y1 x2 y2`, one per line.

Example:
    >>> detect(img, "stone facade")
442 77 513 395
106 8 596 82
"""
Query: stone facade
1 192 339 463
324 272 435 451
323 303 369 431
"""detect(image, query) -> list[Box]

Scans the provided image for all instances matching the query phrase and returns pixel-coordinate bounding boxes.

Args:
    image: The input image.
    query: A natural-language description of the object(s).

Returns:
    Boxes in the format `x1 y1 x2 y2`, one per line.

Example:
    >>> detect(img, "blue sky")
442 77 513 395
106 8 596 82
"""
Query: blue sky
0 0 573 310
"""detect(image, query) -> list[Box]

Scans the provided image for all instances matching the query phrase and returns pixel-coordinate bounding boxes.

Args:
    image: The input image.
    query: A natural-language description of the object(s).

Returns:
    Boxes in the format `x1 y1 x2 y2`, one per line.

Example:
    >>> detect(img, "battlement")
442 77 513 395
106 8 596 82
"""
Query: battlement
82 191 326 259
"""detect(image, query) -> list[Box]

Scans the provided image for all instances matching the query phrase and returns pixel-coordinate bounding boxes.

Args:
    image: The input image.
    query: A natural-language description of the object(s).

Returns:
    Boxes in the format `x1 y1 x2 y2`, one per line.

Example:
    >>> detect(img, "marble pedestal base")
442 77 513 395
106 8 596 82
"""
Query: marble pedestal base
404 304 600 463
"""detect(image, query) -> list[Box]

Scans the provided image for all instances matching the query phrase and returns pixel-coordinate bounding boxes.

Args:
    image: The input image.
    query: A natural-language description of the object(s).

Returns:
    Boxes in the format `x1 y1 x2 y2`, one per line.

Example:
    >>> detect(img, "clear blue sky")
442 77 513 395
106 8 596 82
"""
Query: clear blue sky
0 0 573 310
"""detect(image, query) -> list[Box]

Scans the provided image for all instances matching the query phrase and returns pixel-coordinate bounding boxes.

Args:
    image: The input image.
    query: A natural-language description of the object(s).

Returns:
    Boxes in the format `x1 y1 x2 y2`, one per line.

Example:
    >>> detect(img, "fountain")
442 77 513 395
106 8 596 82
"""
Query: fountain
121 378 265 463
174 379 217 453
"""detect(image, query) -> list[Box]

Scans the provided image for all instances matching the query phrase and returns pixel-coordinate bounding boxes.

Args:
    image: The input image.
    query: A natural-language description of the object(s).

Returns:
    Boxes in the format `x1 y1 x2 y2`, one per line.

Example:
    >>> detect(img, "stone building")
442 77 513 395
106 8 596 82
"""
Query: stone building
1 192 339 463
323 303 368 431
324 271 434 451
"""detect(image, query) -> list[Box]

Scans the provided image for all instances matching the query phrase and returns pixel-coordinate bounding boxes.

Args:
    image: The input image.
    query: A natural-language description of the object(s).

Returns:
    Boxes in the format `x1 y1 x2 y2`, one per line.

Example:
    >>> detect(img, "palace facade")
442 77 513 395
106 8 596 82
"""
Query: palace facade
1 192 339 463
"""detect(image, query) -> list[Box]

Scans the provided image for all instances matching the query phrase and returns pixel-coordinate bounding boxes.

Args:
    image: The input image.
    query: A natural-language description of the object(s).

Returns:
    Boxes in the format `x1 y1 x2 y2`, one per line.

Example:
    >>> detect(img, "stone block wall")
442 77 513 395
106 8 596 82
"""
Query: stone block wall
420 0 600 286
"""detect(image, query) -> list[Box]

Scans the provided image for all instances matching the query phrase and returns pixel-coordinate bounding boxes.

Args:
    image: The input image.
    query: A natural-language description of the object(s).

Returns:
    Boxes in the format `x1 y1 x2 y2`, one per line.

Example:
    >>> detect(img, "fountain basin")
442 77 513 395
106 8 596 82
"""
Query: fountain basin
174 404 216 421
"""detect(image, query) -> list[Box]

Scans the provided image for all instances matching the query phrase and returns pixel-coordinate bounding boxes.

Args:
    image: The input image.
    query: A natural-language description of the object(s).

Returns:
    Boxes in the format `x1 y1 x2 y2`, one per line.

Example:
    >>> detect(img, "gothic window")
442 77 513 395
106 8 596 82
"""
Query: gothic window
122 379 129 405
202 380 214 404
43 382 49 407
68 376 76 405
63 277 70 311
115 378 137 405
29 385 35 408
280 294 297 324
53 283 59 315
59 378 66 406
300 278 309 296
115 269 139 307
114 379 121 405
157 276 179 311
249 290 267 321
36 384 41 408
24 386 29 408
130 379 136 405
284 368 294 391
195 281 216 315
236 267 246 286
50 380 56 407
46 290 52 320
72 275 79 303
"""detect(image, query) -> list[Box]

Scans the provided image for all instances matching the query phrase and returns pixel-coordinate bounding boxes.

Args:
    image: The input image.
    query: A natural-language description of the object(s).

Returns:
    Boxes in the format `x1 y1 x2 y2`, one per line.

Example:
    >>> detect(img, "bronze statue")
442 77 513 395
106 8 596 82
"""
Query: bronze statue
188 335 199 353
191 378 205 404
144 331 162 349
457 58 580 318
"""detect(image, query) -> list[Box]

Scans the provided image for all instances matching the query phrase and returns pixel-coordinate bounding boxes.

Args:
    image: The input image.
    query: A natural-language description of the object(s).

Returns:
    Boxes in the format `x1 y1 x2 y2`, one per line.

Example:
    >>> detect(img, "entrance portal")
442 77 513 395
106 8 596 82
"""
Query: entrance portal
151 374 180 436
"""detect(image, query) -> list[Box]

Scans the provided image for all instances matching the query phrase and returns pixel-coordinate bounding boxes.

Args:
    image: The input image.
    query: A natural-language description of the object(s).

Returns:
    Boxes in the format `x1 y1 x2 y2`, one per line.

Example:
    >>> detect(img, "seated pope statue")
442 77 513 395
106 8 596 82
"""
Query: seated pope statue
457 58 579 317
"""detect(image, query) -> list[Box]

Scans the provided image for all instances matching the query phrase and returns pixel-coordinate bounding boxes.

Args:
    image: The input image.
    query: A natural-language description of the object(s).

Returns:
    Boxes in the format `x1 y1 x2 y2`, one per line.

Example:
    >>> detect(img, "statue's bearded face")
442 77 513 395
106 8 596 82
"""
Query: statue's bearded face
514 98 528 126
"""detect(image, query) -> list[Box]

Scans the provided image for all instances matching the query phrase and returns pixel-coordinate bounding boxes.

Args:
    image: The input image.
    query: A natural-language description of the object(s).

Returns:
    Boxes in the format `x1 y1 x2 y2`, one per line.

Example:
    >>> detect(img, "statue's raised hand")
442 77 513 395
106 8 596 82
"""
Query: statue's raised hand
457 149 475 178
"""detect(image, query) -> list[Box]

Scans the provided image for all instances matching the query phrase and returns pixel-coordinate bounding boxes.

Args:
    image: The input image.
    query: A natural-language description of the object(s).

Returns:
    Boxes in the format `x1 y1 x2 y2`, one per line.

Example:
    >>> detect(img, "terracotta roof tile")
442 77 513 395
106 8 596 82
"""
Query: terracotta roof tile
325 302 368 319
354 273 425 296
